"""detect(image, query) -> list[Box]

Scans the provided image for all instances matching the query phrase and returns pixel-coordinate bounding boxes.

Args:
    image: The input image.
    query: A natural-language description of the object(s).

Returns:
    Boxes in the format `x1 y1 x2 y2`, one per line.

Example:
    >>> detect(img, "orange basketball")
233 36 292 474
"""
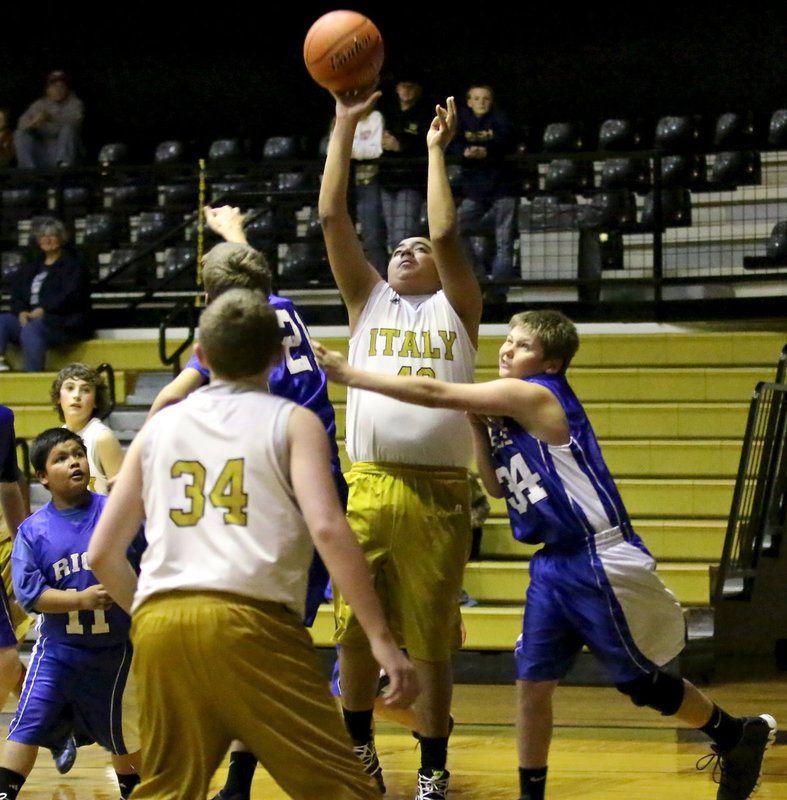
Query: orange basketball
303 10 384 93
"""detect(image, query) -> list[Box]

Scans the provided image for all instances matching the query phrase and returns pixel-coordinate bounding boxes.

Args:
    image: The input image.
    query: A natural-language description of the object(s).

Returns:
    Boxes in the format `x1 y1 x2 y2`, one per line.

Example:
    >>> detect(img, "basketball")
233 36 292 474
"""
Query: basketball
303 10 384 93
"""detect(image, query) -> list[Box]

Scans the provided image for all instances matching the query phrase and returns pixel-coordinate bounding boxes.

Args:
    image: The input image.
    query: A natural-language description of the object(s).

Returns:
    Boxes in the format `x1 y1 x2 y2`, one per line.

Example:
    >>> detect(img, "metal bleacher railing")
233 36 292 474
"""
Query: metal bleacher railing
2 120 787 323
713 345 787 604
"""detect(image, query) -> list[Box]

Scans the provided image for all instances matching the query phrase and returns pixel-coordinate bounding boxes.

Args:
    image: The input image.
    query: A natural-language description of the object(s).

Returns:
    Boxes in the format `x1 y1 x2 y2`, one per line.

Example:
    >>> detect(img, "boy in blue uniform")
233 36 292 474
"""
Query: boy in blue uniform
315 309 776 800
0 428 144 800
147 205 345 800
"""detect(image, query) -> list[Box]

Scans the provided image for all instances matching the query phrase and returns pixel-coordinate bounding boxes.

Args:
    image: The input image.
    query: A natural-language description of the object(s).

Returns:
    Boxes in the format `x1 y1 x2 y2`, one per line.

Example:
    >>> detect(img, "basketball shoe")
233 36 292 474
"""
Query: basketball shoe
415 767 449 800
353 740 385 794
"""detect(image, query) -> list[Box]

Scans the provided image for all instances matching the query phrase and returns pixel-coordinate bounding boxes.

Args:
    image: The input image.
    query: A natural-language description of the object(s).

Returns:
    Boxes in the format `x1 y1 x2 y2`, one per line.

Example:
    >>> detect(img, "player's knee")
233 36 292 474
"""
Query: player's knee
616 670 685 716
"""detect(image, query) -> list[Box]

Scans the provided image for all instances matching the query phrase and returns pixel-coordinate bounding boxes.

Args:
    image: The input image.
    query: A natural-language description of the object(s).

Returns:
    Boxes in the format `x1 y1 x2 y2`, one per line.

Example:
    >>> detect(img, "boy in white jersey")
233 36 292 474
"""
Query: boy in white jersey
320 88 481 798
315 309 776 800
52 363 124 495
88 289 418 800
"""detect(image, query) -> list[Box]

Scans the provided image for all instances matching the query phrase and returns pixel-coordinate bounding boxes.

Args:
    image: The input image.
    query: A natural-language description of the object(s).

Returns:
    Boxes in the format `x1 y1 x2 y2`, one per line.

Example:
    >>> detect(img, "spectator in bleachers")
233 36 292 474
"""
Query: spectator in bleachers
351 105 388 274
14 71 84 169
0 108 15 168
0 217 92 372
379 73 433 251
450 84 518 303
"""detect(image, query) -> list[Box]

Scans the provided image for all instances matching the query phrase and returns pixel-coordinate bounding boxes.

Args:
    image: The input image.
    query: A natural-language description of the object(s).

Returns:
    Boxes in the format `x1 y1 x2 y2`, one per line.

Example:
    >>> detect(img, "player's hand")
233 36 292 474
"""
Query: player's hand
332 88 381 120
313 341 352 384
371 640 419 708
79 584 114 611
203 205 248 244
426 96 457 151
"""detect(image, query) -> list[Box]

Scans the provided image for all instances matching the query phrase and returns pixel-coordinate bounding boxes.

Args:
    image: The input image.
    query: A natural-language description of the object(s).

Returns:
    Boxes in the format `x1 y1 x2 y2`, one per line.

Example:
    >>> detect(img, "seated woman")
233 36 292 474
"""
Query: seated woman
0 217 92 372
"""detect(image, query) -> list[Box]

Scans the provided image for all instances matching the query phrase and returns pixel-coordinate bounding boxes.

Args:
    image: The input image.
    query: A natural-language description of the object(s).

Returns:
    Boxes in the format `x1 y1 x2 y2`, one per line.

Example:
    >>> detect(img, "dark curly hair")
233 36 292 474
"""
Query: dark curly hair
50 363 111 422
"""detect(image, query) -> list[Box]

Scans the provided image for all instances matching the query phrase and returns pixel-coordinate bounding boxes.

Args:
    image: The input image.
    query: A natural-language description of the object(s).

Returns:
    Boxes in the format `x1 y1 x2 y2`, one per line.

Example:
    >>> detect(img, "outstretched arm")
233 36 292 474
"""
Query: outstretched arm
318 91 383 330
315 343 568 445
426 98 482 346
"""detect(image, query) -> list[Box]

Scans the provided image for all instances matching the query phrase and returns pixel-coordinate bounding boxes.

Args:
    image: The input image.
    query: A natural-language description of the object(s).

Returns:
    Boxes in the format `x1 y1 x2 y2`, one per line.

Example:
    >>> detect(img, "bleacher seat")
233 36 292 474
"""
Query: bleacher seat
0 251 24 289
599 157 651 193
640 188 692 230
154 140 185 164
544 158 594 195
580 191 637 230
714 112 757 149
98 248 146 289
655 116 701 152
157 182 198 212
83 212 124 249
542 122 584 152
97 143 128 167
278 242 326 282
104 182 157 214
60 185 97 217
660 153 708 189
263 136 300 159
711 151 762 186
208 138 244 163
135 211 177 245
598 118 641 151
767 109 787 147
161 245 197 290
1 185 47 236
765 221 787 261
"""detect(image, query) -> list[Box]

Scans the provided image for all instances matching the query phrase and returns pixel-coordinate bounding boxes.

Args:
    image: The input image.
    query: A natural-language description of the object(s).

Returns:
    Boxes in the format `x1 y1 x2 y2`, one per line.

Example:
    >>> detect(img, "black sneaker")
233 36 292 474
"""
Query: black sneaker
50 734 77 774
697 714 777 800
415 768 450 800
353 740 385 794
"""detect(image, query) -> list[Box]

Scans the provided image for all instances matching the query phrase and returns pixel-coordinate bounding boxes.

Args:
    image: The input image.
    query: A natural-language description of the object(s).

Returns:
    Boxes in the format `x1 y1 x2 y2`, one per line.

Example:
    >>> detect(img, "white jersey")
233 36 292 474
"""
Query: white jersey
69 417 112 494
347 282 476 467
132 381 313 616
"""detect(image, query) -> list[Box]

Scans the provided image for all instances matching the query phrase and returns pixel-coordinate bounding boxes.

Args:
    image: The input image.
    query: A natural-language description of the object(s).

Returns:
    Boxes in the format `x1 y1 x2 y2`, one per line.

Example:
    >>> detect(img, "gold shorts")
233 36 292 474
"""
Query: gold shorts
131 591 378 800
0 537 33 642
335 462 471 662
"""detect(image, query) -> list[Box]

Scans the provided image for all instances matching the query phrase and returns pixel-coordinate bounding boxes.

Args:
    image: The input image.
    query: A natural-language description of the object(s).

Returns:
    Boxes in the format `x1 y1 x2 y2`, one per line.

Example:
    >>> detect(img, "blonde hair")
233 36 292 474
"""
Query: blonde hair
508 310 579 373
202 242 272 299
197 288 280 379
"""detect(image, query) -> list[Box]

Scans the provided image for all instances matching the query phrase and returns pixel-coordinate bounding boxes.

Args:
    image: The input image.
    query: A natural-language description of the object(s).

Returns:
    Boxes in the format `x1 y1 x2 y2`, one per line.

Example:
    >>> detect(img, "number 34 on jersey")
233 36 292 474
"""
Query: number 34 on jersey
496 452 548 513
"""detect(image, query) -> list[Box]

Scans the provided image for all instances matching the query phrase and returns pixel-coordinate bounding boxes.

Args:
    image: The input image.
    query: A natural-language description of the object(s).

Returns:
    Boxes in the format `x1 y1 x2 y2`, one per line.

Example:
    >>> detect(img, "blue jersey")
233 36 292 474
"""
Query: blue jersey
12 493 145 647
186 293 340 467
490 373 641 550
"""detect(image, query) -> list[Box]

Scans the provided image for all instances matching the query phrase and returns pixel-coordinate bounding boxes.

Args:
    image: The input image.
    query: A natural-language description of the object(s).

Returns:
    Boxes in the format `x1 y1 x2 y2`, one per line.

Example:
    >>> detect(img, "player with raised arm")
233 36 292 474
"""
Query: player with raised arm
88 289 418 800
319 89 482 799
315 309 776 800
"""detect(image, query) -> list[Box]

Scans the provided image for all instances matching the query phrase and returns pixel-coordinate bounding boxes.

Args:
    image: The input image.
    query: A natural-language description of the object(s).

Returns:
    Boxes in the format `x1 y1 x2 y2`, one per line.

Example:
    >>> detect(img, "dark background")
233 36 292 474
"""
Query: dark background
2 3 786 161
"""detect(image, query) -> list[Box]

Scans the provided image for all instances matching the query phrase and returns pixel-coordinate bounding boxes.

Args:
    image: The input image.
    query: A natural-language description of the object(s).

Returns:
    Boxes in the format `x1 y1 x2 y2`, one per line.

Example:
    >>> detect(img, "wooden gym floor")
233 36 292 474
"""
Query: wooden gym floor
4 664 786 800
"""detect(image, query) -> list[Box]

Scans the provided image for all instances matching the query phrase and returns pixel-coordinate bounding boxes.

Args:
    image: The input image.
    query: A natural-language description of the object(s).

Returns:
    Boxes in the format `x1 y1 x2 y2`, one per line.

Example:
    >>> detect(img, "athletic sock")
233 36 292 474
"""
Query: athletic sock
519 766 548 800
0 767 26 800
221 751 258 798
419 736 448 772
342 707 374 744
116 772 140 799
699 704 745 752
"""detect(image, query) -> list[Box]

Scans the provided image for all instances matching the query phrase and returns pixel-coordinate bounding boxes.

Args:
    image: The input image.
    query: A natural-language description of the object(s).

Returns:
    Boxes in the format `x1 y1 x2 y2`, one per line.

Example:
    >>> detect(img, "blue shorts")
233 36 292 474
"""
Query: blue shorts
515 529 686 684
8 637 138 754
